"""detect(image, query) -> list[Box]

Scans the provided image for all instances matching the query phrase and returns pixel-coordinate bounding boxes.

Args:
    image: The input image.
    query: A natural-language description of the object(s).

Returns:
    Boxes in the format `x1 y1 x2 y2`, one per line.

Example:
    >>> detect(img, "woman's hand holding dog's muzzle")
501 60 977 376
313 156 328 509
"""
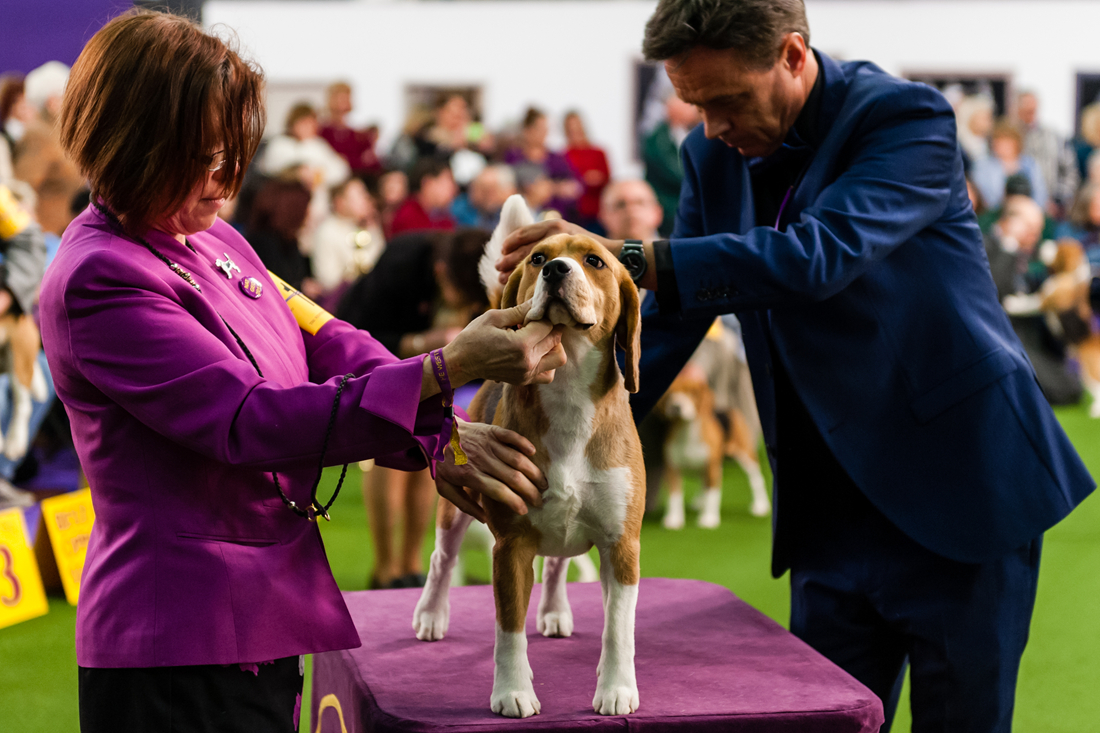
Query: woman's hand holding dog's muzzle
435 419 547 521
442 300 567 388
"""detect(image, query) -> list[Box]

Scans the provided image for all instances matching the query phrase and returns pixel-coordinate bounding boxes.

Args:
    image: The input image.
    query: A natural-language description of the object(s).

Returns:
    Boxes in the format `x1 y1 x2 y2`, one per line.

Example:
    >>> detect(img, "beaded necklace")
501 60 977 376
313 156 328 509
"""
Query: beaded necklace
93 202 350 521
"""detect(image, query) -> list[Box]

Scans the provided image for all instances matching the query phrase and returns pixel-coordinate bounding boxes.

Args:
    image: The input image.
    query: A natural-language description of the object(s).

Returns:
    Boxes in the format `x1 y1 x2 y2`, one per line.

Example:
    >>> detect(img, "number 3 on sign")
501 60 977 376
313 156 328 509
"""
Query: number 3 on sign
0 508 48 629
0 544 21 606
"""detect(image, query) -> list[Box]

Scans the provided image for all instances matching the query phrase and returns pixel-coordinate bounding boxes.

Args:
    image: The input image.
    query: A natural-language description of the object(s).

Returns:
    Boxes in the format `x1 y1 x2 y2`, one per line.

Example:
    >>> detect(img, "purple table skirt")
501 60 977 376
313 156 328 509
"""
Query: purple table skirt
311 578 884 732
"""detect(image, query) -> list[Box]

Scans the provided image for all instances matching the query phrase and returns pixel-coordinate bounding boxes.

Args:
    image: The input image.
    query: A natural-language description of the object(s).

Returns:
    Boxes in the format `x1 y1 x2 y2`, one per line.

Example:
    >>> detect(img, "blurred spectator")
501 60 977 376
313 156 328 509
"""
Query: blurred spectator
644 92 700 236
971 121 1047 210
389 156 457 236
418 94 471 158
337 229 490 589
311 177 385 298
1055 182 1100 267
955 94 995 168
1017 91 1078 215
563 110 610 230
0 182 49 469
598 179 664 242
1074 102 1100 182
977 173 1058 241
12 62 83 236
452 163 516 229
245 178 313 292
319 81 382 178
261 102 350 248
966 176 987 217
505 107 581 220
986 196 1081 405
514 161 556 219
377 168 408 237
1 75 34 182
387 106 435 173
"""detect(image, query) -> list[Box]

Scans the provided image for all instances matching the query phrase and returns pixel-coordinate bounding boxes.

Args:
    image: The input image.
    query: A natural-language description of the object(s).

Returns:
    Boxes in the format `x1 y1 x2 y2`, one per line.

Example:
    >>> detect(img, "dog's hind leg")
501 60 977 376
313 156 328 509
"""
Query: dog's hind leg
490 532 540 718
738 455 771 517
537 556 574 638
697 455 723 529
413 500 473 641
593 538 640 715
728 409 770 517
662 467 685 530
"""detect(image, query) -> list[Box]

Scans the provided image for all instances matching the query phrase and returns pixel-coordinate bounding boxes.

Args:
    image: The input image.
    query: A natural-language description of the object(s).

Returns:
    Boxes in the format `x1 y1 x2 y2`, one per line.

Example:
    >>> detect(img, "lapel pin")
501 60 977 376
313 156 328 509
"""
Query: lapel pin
239 276 263 299
216 253 242 279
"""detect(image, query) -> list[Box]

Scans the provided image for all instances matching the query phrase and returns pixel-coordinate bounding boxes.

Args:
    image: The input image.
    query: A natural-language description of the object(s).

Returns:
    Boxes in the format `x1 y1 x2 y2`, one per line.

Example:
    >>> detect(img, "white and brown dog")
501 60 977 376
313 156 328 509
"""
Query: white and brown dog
412 195 645 718
655 365 726 529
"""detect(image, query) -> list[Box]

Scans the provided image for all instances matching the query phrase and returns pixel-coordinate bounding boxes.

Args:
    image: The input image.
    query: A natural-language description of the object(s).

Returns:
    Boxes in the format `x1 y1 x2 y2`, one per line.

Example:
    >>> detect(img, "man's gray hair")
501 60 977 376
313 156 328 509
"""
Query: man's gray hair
642 0 810 67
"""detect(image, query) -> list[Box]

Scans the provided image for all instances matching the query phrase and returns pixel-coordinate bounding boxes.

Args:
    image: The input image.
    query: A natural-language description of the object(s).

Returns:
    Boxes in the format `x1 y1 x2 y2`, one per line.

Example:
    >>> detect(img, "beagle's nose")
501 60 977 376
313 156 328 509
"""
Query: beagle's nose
543 258 571 284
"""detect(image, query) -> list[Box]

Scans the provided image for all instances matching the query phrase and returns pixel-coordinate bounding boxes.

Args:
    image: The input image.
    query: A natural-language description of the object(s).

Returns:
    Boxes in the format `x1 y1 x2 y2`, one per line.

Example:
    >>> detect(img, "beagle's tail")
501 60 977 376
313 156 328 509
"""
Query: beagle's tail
480 194 534 308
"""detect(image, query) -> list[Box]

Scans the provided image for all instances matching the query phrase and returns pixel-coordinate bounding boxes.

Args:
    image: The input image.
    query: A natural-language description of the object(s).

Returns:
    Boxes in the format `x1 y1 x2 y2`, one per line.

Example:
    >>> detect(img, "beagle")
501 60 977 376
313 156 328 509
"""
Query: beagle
655 367 727 529
412 195 645 718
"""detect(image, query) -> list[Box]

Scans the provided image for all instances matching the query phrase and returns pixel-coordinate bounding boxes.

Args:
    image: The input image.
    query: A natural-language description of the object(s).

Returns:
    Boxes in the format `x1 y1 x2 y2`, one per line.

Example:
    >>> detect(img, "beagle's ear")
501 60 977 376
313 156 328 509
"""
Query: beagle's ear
500 266 525 310
616 272 642 393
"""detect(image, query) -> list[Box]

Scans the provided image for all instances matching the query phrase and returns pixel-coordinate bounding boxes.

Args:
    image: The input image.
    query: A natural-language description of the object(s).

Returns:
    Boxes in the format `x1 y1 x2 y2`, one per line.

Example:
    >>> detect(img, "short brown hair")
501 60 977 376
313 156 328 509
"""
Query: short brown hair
0 74 25 125
284 102 316 135
990 120 1024 155
642 0 810 67
59 10 264 235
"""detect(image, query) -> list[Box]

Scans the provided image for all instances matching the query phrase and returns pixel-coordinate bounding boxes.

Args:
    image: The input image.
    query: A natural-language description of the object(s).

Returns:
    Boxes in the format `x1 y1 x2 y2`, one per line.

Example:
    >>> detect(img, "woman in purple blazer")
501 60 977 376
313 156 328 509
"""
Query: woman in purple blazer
40 11 564 732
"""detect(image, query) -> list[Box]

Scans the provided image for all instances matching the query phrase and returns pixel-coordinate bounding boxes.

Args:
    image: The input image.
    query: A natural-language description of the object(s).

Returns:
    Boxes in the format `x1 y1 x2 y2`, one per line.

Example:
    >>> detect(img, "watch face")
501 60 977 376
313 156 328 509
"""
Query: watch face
621 252 645 278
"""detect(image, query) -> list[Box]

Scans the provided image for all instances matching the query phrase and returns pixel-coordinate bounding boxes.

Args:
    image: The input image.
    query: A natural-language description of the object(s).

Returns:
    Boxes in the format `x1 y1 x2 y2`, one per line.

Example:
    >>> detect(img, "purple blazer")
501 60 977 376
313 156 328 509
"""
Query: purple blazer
40 206 449 668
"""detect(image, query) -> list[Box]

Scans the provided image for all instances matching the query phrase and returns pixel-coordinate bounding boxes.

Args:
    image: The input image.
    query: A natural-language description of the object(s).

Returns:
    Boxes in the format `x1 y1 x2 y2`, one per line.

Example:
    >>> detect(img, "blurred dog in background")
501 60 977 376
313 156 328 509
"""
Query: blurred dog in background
655 318 770 530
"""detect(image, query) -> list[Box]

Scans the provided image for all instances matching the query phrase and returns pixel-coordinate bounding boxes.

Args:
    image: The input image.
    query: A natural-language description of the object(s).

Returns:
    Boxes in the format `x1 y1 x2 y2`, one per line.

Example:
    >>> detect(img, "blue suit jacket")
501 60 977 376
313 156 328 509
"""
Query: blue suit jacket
632 52 1095 573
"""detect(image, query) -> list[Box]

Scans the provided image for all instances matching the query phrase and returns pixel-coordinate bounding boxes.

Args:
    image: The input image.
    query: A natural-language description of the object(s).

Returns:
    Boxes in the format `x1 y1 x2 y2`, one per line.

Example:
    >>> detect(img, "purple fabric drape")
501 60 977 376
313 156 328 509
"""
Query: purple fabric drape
312 578 884 732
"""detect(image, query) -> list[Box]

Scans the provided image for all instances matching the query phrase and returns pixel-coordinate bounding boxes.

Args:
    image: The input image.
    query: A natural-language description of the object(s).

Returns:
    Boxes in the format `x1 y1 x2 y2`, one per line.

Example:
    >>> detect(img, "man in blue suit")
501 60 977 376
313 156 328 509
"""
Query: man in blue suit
498 1 1095 729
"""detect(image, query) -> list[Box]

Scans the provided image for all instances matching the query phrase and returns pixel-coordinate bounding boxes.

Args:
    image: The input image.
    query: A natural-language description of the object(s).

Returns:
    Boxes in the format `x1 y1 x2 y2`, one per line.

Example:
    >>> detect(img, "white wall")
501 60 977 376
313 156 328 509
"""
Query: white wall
204 0 1100 178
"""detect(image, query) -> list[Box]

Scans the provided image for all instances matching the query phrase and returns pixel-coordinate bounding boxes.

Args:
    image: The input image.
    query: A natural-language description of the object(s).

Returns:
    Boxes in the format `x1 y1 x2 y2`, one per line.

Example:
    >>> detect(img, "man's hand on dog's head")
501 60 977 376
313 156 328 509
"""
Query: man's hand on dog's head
497 219 616 285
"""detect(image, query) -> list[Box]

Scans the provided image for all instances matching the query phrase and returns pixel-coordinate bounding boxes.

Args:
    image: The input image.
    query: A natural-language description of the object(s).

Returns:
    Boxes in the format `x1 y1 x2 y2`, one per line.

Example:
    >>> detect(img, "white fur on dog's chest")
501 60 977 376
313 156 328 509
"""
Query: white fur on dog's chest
666 421 711 470
524 345 633 557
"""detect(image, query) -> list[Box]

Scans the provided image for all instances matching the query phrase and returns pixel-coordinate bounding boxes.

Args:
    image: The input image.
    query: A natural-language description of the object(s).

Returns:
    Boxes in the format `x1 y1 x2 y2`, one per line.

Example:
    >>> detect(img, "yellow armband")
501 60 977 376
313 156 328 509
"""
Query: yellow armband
268 270 334 335
0 186 31 240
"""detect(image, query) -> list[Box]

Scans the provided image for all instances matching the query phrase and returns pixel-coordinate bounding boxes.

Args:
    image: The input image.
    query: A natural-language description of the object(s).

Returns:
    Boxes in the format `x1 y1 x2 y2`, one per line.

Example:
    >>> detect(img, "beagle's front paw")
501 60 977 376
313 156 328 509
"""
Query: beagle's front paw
491 685 541 718
412 596 449 641
592 681 639 715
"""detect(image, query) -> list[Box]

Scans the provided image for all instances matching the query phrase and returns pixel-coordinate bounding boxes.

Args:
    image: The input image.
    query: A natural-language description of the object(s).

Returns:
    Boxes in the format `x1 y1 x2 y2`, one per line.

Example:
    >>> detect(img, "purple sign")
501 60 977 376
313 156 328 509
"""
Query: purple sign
0 1 135 75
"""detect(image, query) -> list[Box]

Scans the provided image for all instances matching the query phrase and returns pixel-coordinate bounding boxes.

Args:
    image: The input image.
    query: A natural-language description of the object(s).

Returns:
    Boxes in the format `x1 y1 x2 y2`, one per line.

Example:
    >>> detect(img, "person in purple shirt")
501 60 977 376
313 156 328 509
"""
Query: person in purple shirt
40 10 565 732
504 107 583 221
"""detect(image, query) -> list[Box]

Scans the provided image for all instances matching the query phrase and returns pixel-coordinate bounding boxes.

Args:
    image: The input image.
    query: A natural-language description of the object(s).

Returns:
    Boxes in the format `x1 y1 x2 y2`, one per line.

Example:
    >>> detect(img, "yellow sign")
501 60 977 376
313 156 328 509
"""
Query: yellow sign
40 489 95 605
0 508 49 630
268 270 334 336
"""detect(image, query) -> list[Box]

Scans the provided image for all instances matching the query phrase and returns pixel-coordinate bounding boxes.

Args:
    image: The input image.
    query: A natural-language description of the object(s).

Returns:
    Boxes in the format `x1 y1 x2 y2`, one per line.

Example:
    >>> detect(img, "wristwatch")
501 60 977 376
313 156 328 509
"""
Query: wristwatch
619 240 648 283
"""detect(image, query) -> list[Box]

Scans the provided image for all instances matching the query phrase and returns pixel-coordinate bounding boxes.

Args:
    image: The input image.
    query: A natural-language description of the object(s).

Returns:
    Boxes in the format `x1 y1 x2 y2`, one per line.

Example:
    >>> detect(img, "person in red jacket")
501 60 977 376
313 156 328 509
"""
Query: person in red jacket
563 110 611 231
389 156 457 237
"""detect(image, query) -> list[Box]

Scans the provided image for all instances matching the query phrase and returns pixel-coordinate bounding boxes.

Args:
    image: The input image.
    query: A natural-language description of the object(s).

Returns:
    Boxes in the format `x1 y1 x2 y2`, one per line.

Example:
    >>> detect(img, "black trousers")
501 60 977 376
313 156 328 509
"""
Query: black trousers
79 655 303 733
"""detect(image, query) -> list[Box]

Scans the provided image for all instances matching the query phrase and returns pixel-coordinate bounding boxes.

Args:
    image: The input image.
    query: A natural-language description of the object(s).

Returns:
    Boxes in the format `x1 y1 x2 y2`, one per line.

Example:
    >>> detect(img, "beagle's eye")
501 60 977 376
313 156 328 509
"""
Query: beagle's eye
530 253 546 266
585 254 606 269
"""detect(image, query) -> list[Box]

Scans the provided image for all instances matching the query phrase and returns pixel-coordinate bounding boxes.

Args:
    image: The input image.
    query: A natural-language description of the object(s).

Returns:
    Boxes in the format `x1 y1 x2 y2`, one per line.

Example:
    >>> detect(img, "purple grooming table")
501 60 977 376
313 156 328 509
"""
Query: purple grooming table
311 578 883 732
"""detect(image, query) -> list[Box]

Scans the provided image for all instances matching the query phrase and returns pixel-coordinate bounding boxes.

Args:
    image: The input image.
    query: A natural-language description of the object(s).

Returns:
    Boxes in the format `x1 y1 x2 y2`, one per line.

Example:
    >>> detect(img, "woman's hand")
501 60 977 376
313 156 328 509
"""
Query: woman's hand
443 300 567 387
435 420 547 522
496 219 616 285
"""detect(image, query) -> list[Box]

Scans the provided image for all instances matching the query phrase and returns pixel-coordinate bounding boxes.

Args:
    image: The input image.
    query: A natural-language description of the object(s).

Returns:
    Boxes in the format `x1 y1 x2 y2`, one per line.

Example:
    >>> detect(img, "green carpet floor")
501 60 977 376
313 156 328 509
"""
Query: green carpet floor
2 402 1097 732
